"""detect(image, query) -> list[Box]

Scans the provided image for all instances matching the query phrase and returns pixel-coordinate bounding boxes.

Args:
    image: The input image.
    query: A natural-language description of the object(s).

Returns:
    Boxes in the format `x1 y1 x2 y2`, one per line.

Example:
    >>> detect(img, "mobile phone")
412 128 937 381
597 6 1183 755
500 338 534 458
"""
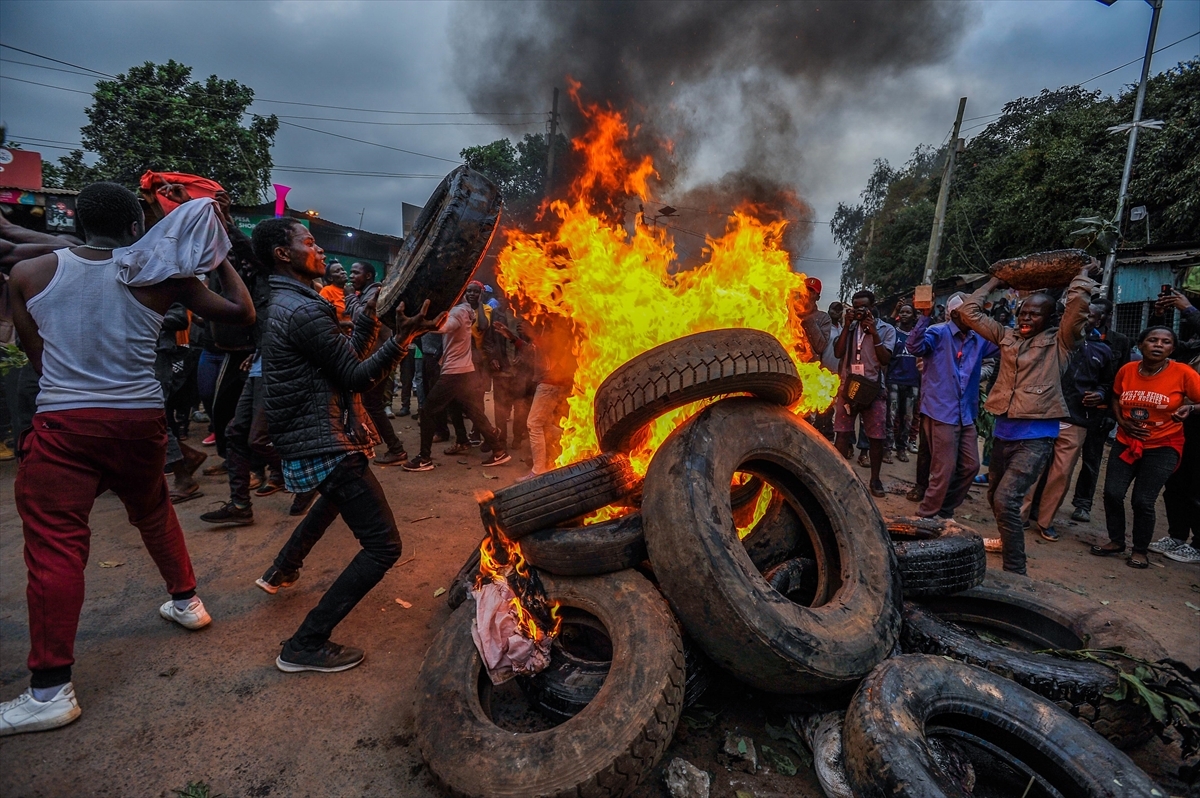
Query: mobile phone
1161 284 1173 296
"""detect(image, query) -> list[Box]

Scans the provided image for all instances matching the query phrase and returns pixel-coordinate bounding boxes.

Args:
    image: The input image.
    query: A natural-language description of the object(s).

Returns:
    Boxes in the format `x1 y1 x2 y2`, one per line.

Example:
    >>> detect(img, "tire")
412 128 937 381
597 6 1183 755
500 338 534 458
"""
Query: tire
900 571 1166 749
446 543 482 610
416 570 684 798
593 329 803 454
378 166 502 319
796 713 854 798
886 516 986 598
741 495 811 572
486 453 640 540
642 397 902 694
843 655 1165 798
521 513 647 576
522 619 710 724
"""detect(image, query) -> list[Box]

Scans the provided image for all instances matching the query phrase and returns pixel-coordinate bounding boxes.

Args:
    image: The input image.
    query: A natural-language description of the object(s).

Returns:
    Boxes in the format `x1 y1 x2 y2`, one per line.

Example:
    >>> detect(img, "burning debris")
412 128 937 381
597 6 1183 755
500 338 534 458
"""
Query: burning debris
469 495 561 683
495 89 838 477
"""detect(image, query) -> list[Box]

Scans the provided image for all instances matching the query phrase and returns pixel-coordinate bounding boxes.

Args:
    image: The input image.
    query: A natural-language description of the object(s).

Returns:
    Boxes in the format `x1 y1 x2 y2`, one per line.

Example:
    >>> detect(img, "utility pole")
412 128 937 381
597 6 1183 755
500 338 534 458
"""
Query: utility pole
544 87 560 199
1100 0 1164 293
922 98 967 285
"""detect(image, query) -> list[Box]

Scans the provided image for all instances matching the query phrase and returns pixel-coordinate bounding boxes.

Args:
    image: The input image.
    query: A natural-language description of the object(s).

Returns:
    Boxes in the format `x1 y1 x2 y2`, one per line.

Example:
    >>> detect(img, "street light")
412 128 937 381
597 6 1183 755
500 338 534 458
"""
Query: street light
1097 0 1165 292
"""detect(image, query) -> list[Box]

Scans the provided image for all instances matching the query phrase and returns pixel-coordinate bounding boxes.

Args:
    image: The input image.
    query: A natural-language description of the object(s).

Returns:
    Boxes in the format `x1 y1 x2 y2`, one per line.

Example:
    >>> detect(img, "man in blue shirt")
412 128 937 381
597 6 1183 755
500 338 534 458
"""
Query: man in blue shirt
905 293 998 519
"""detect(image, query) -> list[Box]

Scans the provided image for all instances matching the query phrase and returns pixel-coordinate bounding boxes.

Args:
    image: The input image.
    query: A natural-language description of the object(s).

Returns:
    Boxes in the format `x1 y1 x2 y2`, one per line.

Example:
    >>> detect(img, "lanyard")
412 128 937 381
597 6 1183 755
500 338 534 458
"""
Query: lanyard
855 323 869 363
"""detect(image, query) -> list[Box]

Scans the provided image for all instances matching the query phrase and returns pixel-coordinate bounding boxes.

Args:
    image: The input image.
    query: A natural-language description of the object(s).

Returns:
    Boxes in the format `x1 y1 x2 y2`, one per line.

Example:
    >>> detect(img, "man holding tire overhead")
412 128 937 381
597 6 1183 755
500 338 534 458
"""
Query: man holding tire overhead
958 261 1097 574
833 289 896 498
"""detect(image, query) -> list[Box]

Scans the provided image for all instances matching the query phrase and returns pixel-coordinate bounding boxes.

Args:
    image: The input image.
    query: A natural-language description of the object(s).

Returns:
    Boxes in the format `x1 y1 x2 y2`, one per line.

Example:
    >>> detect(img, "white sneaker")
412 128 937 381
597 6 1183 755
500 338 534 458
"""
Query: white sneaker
1148 536 1183 554
1164 543 1200 564
0 683 81 736
159 597 212 630
982 537 1003 553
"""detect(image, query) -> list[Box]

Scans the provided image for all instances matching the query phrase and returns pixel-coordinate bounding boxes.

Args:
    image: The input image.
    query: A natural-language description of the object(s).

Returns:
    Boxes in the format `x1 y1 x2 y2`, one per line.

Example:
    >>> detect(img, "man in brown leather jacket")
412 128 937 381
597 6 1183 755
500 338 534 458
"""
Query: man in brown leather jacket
958 262 1098 574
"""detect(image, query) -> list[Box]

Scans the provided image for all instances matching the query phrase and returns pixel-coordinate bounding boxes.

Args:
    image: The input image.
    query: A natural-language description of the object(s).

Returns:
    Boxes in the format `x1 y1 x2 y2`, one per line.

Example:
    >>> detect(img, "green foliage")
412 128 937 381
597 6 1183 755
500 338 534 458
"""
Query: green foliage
1042 647 1200 761
838 58 1200 298
173 782 221 798
41 150 102 192
460 132 570 225
0 344 29 376
42 60 278 202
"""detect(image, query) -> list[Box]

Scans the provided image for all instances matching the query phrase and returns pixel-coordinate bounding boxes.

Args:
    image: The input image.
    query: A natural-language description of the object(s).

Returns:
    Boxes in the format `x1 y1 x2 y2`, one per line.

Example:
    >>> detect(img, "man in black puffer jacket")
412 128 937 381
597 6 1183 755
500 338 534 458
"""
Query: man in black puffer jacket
252 217 440 673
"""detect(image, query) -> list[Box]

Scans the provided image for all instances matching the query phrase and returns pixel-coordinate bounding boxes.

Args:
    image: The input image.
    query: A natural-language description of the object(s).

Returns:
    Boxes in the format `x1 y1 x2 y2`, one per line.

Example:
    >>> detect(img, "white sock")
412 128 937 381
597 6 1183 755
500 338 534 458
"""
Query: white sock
31 684 65 702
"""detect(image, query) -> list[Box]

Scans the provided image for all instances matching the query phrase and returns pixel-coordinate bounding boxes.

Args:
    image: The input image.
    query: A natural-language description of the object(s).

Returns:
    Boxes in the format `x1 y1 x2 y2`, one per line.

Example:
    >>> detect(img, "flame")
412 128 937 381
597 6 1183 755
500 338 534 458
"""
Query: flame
477 498 562 640
495 88 839 480
735 483 776 540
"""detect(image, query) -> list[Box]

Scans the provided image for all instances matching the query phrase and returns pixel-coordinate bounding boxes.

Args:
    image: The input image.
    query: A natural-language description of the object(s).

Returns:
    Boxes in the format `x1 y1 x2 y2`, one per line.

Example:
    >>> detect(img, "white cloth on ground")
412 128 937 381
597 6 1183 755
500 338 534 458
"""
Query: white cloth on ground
114 198 230 286
470 578 553 684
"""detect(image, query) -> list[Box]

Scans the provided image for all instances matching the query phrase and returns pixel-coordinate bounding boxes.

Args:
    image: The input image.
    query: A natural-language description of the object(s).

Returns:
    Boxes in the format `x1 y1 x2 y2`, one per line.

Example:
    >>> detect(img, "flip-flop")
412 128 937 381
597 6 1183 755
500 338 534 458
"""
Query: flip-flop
1126 555 1150 569
1089 544 1126 557
170 488 205 505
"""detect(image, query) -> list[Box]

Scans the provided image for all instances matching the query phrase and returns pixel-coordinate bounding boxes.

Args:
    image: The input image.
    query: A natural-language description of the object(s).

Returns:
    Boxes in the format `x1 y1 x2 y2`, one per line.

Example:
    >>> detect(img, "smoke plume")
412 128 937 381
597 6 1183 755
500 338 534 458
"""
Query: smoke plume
451 0 969 262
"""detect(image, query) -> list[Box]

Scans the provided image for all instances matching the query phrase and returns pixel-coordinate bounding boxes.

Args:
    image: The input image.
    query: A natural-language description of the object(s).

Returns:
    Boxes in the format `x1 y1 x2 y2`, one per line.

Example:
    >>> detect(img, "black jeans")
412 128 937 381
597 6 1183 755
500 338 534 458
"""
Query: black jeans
1164 414 1200 544
492 372 530 448
225 376 282 505
1103 441 1180 553
210 351 251 459
362 377 403 454
419 371 501 459
987 437 1055 575
398 352 415 412
1071 418 1114 512
275 453 402 650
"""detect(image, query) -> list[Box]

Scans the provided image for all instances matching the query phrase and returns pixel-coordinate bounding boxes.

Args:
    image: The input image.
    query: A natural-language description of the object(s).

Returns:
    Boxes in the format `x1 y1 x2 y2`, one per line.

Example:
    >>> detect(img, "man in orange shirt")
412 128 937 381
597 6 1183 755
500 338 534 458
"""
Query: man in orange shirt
318 261 351 331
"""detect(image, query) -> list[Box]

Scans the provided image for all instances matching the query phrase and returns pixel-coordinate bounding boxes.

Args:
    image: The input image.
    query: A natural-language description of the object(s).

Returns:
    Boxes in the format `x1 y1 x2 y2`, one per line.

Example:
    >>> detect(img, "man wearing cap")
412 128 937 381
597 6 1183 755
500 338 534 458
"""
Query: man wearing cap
794 277 831 362
905 293 998 518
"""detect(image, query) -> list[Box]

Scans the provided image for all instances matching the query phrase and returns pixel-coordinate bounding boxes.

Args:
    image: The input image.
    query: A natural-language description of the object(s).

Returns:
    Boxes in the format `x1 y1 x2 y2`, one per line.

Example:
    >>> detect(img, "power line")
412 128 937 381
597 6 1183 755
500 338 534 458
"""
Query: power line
0 56 103 79
0 42 542 117
1079 30 1198 86
0 43 115 78
0 75 92 95
278 120 461 164
274 113 543 128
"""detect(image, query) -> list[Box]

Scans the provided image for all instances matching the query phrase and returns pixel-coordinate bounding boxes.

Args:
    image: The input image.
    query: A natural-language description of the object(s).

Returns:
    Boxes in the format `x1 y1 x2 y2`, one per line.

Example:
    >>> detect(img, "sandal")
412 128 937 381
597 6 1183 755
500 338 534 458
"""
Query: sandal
1126 553 1150 569
1089 543 1126 557
170 486 205 505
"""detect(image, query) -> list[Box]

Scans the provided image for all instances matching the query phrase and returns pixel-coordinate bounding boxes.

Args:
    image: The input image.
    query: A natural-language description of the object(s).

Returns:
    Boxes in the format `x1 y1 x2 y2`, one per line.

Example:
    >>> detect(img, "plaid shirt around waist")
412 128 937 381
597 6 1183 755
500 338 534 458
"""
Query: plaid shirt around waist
281 447 373 493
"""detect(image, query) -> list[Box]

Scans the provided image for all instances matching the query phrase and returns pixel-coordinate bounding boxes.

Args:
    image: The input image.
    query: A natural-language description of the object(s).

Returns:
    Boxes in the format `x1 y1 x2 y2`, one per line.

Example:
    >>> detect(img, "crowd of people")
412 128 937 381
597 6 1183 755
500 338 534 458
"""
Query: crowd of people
798 266 1200 575
0 179 577 736
0 176 1196 740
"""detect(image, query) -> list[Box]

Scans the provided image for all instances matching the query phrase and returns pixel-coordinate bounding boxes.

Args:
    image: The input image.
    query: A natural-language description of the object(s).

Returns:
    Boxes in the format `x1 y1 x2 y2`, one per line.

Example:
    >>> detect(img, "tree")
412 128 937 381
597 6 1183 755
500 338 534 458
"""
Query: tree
460 132 570 225
838 57 1200 297
41 60 278 202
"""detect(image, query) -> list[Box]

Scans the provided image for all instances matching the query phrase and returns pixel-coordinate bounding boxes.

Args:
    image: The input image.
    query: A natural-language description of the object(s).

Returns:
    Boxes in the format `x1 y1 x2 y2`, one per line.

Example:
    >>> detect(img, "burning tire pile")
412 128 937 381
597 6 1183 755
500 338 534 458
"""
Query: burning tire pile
415 328 1168 798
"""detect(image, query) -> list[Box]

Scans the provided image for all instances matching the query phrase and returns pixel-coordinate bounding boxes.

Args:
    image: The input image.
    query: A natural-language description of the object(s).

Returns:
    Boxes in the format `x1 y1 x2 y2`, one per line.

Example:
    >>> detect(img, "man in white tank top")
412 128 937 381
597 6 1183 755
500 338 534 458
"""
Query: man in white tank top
0 182 255 736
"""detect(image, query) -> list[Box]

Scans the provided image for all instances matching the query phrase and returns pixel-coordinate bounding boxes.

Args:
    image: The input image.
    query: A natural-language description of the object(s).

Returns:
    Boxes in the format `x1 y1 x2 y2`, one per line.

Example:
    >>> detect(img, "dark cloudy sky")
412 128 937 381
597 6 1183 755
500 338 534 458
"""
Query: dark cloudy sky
1 0 1197 290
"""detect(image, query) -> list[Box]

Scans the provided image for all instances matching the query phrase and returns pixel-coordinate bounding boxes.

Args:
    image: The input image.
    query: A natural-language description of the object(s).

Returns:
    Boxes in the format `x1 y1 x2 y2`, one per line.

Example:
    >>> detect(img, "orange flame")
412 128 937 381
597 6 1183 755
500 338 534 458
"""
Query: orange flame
477 499 561 640
496 88 839 481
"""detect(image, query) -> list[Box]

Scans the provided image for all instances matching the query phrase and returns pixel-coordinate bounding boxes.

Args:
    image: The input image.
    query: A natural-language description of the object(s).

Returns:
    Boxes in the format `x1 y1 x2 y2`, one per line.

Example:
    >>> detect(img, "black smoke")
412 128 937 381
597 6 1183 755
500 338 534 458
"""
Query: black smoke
450 0 969 261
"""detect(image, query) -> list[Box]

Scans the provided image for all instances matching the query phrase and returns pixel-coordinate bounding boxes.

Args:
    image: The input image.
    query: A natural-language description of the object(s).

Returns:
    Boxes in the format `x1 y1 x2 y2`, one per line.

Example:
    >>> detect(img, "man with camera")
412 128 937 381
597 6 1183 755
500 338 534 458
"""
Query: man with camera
833 290 896 498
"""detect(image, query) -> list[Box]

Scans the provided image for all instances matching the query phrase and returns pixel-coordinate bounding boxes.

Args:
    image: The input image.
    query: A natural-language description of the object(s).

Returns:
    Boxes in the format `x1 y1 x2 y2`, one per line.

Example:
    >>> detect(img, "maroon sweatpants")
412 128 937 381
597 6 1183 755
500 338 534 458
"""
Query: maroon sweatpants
15 408 197 676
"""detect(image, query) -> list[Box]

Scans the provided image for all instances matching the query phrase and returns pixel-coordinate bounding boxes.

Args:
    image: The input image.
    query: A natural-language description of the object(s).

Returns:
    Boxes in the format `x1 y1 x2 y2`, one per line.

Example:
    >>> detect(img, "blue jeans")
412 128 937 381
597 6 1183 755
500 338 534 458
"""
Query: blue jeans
987 437 1055 574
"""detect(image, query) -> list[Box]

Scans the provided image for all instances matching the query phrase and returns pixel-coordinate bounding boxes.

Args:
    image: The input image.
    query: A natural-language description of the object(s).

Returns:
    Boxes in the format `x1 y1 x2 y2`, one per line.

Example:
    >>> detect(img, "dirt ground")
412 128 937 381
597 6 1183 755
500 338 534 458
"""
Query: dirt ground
1 407 1197 798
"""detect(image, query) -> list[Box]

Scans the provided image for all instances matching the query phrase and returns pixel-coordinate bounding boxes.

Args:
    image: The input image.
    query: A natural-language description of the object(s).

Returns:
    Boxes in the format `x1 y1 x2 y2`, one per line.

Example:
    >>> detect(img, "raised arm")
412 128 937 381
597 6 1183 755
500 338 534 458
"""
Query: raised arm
166 259 255 325
905 314 934 356
1057 270 1098 354
958 278 1007 346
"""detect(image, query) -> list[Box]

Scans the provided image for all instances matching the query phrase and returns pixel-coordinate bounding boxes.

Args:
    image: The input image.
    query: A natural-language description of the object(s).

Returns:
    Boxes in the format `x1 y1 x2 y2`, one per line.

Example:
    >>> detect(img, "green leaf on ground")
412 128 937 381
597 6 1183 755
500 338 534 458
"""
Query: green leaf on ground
760 743 797 776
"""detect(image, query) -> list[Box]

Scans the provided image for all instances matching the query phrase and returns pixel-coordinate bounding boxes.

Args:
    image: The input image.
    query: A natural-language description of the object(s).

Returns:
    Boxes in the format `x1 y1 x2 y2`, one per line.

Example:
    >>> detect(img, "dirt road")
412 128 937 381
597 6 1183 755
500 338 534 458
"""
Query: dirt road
1 414 1196 797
